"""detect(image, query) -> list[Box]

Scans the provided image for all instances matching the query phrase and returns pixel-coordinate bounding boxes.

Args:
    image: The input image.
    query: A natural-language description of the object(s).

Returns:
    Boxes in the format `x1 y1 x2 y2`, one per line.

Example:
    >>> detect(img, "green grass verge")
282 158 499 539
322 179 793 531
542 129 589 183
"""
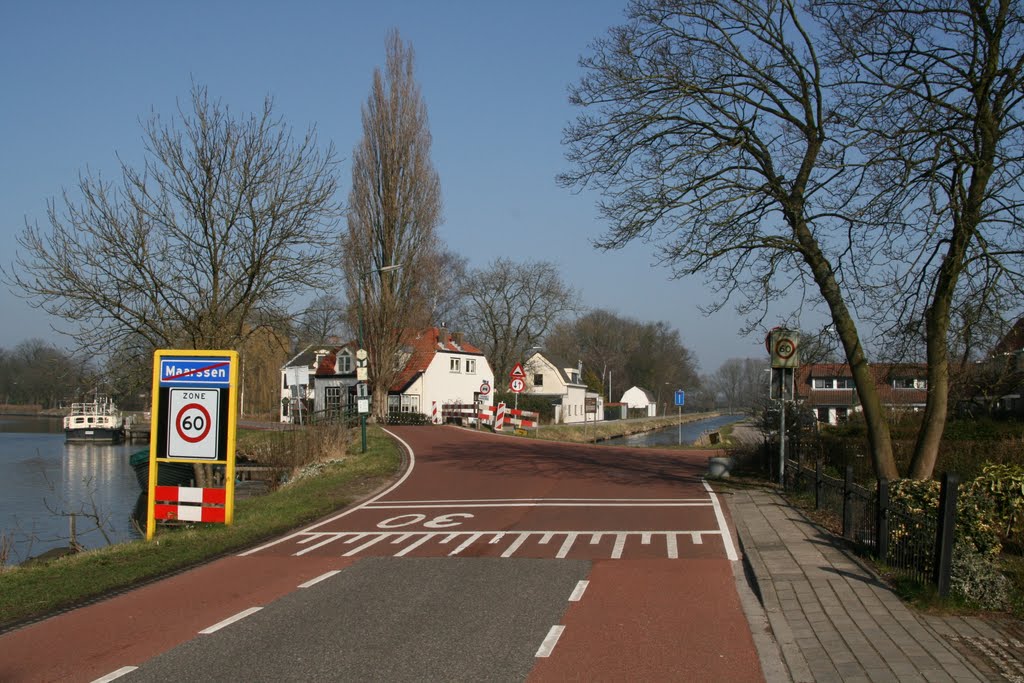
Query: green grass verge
0 426 402 630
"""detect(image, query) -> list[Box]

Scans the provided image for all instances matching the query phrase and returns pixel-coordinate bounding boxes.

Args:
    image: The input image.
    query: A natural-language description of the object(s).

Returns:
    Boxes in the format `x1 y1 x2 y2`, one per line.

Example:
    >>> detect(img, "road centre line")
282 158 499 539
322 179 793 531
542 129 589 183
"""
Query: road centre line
298 570 341 588
199 606 263 635
568 580 589 602
91 666 138 682
536 625 565 658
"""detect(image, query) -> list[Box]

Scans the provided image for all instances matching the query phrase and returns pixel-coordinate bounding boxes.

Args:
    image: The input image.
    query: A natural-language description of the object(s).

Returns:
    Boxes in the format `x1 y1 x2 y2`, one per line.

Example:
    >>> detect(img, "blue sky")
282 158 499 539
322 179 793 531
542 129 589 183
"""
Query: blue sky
0 1 785 374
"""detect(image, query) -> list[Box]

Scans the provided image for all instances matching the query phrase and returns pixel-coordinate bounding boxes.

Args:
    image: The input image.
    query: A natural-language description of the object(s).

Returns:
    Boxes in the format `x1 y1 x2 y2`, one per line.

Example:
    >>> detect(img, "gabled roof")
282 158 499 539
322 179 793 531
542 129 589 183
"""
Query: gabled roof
313 341 358 377
283 342 349 371
525 350 584 387
991 318 1024 355
390 327 485 392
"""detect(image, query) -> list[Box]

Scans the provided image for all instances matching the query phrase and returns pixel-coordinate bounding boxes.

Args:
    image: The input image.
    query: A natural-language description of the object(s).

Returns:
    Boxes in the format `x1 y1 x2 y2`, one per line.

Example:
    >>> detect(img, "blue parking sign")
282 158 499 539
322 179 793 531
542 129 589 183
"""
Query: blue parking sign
674 390 686 406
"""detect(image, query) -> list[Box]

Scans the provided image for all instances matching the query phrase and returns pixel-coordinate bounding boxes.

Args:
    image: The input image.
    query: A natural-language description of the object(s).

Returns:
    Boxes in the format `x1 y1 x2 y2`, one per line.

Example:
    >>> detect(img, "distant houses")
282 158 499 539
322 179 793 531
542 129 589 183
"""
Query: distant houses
280 327 493 423
522 350 603 424
795 363 928 426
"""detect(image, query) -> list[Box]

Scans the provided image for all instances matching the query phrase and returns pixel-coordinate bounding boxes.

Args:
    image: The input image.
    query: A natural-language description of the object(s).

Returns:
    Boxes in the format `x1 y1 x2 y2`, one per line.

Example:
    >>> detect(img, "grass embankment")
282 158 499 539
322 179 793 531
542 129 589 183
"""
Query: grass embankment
0 425 402 631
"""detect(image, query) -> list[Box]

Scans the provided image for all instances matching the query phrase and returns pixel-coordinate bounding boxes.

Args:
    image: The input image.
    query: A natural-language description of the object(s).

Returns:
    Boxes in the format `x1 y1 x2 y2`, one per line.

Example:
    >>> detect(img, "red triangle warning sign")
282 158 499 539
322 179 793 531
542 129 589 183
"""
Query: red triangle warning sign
510 362 526 379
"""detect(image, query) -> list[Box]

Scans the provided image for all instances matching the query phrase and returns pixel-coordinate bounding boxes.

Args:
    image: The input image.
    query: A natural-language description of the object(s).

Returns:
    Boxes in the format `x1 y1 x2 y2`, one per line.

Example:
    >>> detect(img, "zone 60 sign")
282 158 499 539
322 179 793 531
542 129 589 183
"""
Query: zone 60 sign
168 388 220 460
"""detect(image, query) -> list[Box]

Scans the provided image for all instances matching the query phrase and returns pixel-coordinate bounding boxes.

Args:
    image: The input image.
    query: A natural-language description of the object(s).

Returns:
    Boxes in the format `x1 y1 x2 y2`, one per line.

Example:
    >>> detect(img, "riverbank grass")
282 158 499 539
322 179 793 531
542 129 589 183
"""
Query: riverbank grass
0 426 401 630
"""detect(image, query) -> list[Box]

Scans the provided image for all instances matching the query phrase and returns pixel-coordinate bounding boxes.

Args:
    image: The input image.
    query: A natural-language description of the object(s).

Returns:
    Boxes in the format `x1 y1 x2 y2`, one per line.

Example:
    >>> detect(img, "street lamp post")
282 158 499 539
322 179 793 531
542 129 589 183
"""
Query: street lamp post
356 264 402 453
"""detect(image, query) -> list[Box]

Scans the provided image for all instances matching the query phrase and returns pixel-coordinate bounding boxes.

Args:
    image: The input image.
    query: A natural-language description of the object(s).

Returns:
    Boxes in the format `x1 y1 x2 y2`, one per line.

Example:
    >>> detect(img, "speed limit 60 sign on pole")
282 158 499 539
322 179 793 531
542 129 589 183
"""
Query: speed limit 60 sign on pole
146 349 239 540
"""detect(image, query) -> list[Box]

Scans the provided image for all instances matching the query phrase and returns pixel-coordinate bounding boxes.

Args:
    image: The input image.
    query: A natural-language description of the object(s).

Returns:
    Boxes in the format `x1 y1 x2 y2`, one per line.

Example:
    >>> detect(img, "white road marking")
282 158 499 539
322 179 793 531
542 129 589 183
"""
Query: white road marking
394 533 435 557
285 529 731 559
536 625 566 658
611 533 627 559
199 607 263 634
666 533 679 559
91 667 138 682
447 532 482 556
298 570 341 588
556 532 578 558
703 480 740 561
568 580 590 602
365 501 709 508
502 532 532 557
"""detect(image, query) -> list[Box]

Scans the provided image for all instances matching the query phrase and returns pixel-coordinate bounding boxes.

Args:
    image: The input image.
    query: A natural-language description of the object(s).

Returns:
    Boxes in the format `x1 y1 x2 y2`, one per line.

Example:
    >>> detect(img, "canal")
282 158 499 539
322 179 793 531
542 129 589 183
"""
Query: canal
0 415 143 565
599 413 748 447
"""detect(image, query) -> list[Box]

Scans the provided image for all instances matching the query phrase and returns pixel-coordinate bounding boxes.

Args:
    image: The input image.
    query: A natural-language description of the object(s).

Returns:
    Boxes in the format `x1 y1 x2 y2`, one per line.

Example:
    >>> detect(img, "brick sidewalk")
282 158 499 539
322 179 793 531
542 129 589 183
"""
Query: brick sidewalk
725 486 1024 682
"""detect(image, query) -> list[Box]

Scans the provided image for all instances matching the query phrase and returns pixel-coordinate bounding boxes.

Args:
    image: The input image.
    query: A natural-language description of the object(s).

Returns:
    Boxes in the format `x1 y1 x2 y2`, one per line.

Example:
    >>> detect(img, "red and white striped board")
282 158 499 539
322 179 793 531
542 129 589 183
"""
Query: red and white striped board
485 403 538 430
432 401 440 424
154 485 227 523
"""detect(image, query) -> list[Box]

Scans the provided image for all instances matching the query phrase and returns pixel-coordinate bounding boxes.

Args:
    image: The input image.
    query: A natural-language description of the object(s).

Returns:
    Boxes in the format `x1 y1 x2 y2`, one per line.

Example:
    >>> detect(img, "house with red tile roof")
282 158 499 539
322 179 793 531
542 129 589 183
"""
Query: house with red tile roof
309 327 494 419
796 363 928 425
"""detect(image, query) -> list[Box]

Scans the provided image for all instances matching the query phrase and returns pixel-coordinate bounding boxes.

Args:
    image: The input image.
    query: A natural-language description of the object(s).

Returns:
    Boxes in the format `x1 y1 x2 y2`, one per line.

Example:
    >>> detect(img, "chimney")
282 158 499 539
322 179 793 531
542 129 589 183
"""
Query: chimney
438 325 449 347
453 331 464 346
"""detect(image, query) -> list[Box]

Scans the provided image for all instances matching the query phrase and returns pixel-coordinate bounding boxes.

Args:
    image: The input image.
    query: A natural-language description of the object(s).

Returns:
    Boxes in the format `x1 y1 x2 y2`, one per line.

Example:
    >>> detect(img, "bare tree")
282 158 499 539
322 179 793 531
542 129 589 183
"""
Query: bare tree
343 31 443 418
7 83 342 353
460 258 580 380
812 0 1024 478
708 358 769 413
295 293 347 348
562 0 901 479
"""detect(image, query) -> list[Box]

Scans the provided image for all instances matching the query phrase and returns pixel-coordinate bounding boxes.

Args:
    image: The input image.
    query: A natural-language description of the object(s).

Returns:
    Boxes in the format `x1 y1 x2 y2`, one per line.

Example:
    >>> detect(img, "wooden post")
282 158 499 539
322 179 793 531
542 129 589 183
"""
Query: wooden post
933 472 960 597
876 478 889 564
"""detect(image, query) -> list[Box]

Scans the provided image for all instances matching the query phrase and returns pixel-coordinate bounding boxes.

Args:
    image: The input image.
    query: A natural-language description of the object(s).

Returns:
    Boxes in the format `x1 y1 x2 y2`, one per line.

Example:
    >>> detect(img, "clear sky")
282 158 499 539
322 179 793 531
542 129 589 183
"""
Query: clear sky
0 1 788 374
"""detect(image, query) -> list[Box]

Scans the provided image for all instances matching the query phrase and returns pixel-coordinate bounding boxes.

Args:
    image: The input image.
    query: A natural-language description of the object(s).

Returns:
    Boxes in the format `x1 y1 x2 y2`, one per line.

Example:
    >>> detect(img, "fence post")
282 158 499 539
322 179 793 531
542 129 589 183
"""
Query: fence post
843 465 854 539
815 460 823 510
876 478 889 564
933 472 960 597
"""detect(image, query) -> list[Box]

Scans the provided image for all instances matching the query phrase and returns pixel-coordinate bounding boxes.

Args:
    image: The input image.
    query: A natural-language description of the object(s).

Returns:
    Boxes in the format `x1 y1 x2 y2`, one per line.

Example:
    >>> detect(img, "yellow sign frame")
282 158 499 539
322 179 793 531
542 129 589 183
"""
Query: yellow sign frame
146 349 239 540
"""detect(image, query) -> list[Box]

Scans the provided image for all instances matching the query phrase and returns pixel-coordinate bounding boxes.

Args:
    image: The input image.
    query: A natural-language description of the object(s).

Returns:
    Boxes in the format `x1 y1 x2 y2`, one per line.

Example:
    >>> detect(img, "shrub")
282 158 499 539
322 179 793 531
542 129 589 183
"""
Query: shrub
950 550 1011 610
969 463 1024 547
888 479 1002 558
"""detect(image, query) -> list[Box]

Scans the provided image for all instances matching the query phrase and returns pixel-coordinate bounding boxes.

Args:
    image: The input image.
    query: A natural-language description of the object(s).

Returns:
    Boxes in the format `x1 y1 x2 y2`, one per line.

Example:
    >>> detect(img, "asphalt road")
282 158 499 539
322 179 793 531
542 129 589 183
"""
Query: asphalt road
0 425 764 682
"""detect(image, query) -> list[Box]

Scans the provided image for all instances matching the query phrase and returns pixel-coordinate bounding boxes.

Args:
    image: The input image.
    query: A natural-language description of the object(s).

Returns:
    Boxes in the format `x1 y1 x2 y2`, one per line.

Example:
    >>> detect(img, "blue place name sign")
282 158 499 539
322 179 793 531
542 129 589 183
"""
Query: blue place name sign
160 358 232 387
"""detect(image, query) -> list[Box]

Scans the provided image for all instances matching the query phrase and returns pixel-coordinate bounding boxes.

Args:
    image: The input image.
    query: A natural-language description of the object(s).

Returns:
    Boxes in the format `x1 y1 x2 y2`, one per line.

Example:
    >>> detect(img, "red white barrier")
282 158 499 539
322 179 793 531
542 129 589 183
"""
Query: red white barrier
432 401 440 424
485 403 538 430
154 485 227 523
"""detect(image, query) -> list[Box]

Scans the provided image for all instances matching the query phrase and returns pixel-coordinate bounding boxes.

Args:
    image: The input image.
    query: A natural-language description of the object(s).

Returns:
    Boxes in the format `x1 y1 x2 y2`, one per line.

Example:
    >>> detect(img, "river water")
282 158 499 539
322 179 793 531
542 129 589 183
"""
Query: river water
0 415 144 564
599 414 747 448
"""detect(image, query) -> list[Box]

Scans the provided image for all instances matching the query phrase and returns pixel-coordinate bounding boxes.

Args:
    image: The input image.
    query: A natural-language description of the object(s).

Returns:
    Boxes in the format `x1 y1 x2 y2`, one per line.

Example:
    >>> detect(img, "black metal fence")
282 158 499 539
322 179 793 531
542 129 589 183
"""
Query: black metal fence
777 444 959 595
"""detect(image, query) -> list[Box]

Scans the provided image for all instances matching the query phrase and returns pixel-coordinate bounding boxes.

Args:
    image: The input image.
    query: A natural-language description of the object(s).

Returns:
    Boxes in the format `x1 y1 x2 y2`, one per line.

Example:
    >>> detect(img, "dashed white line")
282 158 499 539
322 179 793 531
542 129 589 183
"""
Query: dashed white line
298 570 341 588
568 580 590 602
611 533 627 559
199 606 263 634
536 625 565 658
91 667 138 682
556 533 578 559
447 532 482 556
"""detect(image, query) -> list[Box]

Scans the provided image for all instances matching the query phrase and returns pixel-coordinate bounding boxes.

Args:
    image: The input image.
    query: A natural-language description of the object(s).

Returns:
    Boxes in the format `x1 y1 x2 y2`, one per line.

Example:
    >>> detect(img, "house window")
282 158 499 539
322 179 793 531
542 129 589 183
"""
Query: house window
450 357 461 373
836 378 854 389
402 395 420 413
338 353 352 373
388 395 401 413
812 379 831 389
466 358 476 374
836 407 849 422
893 378 926 389
325 386 342 414
534 374 543 387
816 407 829 422
283 374 289 389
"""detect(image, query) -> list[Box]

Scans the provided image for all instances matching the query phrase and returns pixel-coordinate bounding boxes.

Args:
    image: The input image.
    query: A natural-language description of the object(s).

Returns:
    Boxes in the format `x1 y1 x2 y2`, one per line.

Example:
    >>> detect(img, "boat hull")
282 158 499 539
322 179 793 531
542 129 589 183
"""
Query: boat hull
129 450 195 490
65 427 125 444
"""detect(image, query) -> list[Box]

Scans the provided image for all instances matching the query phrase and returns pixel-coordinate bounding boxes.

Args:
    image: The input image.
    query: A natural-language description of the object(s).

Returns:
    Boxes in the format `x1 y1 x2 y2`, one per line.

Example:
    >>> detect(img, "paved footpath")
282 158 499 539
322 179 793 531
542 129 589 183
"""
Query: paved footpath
725 485 1024 683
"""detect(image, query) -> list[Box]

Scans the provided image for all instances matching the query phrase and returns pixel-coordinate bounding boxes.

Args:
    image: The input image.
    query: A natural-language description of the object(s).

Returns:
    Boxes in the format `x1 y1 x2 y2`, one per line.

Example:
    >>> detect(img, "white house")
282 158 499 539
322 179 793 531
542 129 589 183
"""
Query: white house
522 350 604 424
620 386 657 417
388 326 495 418
280 343 346 423
311 327 494 419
